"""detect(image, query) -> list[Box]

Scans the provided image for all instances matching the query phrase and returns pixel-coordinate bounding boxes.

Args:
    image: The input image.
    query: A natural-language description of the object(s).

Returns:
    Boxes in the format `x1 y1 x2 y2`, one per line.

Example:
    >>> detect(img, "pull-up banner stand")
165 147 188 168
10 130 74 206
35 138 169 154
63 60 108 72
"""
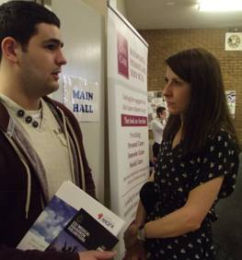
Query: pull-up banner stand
107 5 149 258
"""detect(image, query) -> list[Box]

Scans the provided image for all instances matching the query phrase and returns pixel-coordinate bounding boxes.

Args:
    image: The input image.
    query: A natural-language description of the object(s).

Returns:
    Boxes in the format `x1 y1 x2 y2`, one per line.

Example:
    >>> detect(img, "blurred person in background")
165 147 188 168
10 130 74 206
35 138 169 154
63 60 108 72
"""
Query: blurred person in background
150 106 167 161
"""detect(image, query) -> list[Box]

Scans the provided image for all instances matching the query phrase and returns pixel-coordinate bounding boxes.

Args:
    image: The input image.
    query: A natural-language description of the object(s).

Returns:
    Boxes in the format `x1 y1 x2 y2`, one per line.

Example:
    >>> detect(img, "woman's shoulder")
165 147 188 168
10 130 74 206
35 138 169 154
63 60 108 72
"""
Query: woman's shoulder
207 129 235 147
201 129 239 162
203 130 239 173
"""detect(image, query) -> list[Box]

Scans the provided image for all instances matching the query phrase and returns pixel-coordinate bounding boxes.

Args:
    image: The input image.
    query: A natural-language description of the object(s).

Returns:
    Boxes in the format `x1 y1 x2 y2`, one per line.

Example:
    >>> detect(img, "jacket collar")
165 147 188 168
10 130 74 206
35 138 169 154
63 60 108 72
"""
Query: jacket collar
0 96 58 133
0 100 11 132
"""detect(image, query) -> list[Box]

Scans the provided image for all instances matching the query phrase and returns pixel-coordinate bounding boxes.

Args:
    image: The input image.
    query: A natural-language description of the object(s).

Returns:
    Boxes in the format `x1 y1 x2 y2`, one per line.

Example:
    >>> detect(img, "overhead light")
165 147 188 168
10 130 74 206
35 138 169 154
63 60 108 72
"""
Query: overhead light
198 0 242 12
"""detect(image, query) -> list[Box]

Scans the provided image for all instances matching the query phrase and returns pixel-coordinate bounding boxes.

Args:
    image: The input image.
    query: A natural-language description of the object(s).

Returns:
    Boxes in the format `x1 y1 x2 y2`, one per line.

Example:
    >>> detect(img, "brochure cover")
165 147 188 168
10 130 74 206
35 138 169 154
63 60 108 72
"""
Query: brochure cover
17 181 125 252
47 208 118 253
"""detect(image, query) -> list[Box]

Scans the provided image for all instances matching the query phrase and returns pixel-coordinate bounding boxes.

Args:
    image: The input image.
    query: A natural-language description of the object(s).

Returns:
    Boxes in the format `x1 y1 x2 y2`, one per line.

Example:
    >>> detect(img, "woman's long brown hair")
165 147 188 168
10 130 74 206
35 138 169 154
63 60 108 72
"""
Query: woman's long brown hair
163 48 241 154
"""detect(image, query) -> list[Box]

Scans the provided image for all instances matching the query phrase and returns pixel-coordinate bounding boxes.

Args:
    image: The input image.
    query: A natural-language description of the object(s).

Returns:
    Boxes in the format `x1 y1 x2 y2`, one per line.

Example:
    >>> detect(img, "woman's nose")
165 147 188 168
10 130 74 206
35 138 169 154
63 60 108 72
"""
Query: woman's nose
162 83 171 96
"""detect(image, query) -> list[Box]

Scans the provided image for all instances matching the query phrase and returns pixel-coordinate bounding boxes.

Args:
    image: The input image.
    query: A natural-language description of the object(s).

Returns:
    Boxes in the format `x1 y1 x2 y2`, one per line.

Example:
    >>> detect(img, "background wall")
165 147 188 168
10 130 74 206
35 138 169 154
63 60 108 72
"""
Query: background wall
139 28 242 143
52 0 105 202
81 0 106 16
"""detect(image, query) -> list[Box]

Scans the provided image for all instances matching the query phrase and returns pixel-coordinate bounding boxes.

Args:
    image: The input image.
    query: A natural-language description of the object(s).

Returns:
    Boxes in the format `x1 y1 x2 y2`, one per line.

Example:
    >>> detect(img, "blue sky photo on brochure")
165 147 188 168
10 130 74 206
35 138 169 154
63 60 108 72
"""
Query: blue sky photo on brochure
31 196 78 244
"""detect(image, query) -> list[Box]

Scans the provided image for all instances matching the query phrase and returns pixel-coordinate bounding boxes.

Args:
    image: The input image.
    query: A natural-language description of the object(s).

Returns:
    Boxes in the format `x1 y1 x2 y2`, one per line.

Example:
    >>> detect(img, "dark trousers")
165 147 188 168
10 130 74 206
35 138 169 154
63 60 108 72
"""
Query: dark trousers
152 142 160 158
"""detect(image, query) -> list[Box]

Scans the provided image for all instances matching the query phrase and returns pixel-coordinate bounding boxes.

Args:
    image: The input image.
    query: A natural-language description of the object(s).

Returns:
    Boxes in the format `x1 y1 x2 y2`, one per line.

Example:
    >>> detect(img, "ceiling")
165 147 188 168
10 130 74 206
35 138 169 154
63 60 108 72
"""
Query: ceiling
124 0 242 30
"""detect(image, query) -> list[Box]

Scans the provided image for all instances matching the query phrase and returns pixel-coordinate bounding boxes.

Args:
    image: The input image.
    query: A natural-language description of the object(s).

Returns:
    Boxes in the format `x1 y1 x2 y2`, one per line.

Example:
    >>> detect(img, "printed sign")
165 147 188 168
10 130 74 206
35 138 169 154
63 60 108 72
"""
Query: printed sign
108 6 149 236
63 75 100 122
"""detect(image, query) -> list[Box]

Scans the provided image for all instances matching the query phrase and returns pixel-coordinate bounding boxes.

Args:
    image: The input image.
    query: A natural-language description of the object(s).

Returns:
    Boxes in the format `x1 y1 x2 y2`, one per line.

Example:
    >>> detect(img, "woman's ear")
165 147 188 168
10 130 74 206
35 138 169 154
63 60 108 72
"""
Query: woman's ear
1 37 21 63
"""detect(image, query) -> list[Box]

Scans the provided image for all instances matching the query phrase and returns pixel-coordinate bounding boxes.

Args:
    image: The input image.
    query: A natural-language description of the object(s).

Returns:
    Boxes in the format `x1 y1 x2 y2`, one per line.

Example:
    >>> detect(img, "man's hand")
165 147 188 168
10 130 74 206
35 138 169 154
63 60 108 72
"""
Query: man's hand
123 224 139 249
78 250 116 260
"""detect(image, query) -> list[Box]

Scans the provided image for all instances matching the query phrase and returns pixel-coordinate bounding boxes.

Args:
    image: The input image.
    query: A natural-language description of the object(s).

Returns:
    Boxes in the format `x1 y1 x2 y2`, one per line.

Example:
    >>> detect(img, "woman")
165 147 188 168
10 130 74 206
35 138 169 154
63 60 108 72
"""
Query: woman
124 48 240 260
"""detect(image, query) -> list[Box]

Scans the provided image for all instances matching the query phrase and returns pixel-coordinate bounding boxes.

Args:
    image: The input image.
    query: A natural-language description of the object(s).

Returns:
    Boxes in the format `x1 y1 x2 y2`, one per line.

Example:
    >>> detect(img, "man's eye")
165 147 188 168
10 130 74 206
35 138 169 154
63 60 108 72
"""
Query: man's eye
45 44 56 50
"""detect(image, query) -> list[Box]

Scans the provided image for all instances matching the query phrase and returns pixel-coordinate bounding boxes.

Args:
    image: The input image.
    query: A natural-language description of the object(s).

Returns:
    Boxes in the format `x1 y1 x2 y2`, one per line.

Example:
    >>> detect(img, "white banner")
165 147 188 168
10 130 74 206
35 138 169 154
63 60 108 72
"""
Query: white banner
107 7 149 258
63 75 100 122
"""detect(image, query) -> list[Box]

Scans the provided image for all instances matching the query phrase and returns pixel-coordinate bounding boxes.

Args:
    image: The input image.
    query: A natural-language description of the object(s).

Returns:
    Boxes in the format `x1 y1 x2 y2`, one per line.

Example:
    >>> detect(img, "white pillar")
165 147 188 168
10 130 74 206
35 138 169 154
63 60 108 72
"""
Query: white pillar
108 0 117 9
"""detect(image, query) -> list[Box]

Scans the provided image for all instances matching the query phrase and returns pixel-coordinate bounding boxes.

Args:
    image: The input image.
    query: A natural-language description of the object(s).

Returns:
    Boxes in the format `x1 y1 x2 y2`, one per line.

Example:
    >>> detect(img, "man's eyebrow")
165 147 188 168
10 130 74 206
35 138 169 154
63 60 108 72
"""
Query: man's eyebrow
42 39 64 47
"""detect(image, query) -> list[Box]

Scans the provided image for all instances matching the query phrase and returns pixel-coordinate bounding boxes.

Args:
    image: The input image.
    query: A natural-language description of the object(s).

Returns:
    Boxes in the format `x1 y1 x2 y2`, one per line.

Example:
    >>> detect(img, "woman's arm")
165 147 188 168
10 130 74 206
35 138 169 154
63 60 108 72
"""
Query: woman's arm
123 175 154 249
134 172 154 227
123 175 155 248
123 199 147 249
134 200 147 227
144 176 224 238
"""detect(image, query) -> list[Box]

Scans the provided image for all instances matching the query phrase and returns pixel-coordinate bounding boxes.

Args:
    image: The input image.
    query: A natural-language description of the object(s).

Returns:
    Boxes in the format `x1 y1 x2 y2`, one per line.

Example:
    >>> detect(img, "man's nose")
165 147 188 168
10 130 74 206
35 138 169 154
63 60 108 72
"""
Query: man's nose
57 50 67 65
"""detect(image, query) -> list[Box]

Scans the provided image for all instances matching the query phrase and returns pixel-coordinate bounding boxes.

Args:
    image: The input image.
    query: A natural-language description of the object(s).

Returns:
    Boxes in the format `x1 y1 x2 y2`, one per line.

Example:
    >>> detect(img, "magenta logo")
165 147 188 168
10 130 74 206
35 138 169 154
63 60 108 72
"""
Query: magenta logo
117 33 129 79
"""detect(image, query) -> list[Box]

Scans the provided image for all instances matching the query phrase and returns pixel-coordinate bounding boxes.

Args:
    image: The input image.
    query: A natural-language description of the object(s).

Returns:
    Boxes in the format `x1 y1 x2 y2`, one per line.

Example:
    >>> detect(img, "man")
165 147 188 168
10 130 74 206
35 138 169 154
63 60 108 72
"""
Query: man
0 1 115 260
151 106 166 160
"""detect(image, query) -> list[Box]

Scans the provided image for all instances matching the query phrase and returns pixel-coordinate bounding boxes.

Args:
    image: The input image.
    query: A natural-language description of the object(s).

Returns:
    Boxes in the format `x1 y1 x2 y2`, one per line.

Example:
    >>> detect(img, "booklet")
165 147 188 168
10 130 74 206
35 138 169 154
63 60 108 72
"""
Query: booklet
18 181 125 253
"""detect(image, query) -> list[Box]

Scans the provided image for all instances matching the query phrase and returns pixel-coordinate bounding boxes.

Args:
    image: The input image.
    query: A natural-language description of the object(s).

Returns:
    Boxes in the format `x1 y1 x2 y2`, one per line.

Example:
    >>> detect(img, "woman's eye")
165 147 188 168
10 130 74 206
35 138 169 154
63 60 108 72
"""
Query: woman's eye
173 79 183 86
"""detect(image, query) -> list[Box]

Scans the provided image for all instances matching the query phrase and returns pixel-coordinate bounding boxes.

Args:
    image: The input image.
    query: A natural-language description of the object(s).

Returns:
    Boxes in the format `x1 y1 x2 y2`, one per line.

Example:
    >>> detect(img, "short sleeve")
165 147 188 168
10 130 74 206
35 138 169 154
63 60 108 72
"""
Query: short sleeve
191 131 239 198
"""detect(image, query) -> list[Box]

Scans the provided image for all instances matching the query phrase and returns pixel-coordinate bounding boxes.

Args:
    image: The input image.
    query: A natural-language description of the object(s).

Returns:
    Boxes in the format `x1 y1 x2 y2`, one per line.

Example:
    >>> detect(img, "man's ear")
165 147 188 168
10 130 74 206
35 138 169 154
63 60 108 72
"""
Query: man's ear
1 37 21 63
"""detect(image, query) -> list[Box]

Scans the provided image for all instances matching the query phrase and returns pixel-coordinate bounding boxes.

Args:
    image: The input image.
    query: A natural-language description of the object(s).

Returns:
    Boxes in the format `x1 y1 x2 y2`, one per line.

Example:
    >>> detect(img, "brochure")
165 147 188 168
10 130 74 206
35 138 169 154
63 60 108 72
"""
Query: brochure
18 181 125 253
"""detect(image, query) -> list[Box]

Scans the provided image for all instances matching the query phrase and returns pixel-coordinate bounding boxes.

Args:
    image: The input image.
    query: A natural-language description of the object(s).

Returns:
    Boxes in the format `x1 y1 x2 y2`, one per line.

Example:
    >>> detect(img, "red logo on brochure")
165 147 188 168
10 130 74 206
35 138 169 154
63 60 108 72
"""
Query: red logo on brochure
117 33 129 79
98 213 103 219
98 213 115 229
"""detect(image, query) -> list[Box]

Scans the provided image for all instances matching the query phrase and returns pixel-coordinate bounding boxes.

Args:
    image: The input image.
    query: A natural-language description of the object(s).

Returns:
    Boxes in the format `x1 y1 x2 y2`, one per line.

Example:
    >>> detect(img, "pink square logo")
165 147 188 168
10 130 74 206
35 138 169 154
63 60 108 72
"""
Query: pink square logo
117 33 129 79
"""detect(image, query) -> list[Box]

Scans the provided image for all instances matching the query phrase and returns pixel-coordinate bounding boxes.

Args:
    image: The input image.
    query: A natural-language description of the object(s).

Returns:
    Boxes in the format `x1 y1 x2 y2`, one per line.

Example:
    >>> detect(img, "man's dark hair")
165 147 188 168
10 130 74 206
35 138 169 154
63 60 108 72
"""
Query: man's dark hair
156 106 166 117
0 1 60 60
